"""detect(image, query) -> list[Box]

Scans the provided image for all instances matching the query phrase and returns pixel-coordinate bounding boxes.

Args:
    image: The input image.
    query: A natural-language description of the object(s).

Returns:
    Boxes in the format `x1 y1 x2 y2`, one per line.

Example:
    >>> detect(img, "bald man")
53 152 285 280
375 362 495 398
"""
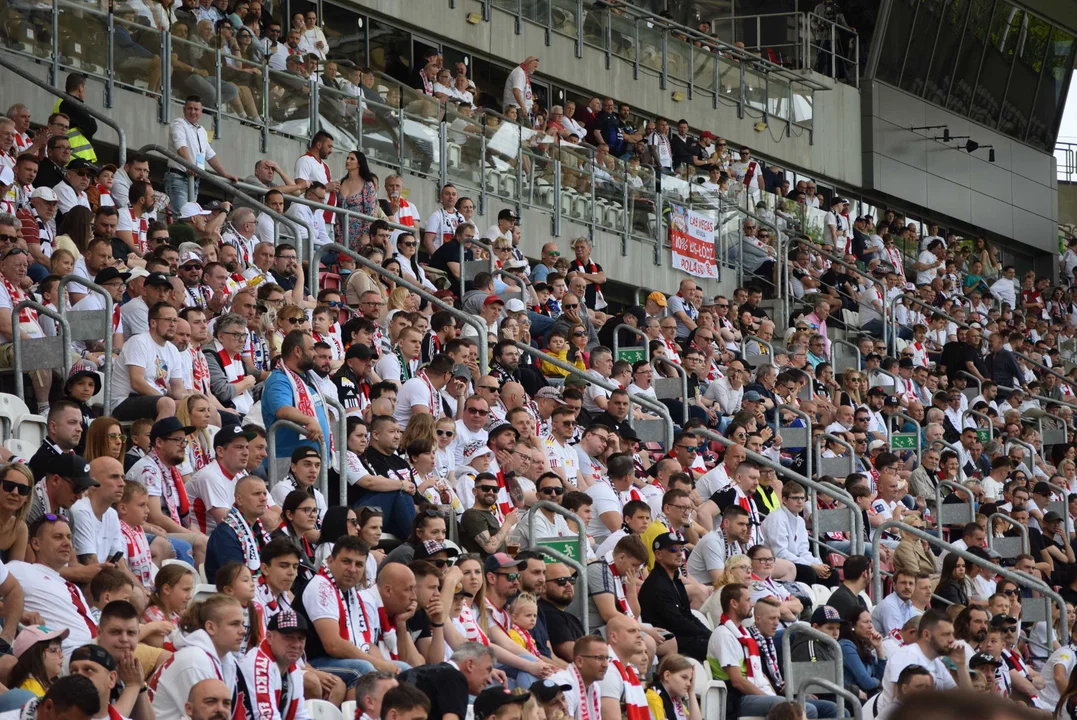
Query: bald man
186 679 232 720
71 457 146 599
372 564 421 668
600 615 652 720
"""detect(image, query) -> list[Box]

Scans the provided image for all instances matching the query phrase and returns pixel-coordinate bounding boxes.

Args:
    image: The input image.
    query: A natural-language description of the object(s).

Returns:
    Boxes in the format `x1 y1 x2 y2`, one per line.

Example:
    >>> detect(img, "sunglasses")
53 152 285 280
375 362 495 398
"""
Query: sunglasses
548 575 577 586
1 480 29 496
436 429 455 437
497 572 520 581
0 234 20 245
430 558 456 569
563 304 579 310
283 317 304 324
466 407 490 416
476 485 500 493
539 486 564 496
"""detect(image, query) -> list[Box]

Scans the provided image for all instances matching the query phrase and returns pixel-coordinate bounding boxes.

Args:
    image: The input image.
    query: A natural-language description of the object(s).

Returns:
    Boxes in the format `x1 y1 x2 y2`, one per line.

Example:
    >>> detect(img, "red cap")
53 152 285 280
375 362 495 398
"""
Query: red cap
699 131 716 140
483 295 505 307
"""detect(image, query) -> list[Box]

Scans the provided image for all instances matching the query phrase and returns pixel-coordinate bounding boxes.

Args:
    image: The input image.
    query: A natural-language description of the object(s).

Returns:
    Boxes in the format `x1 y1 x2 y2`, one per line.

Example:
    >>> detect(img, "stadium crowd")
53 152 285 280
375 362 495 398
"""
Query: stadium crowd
0 5 1076 719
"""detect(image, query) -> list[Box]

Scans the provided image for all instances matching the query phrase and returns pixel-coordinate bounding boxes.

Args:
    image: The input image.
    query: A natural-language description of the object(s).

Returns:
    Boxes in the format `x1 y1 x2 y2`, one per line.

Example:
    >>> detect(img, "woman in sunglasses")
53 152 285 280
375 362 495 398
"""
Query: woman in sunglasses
0 463 31 562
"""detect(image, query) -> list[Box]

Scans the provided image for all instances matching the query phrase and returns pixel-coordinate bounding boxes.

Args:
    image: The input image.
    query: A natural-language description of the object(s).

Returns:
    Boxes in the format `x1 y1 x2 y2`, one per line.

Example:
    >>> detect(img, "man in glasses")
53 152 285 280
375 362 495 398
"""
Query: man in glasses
518 473 571 551
460 473 518 557
52 157 96 217
110 301 187 424
536 564 586 663
529 242 560 284
544 406 580 489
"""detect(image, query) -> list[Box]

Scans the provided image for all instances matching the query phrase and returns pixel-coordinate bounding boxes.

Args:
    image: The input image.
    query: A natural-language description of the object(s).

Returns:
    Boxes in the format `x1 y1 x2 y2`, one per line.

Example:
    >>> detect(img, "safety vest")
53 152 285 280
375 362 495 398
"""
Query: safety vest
52 98 96 162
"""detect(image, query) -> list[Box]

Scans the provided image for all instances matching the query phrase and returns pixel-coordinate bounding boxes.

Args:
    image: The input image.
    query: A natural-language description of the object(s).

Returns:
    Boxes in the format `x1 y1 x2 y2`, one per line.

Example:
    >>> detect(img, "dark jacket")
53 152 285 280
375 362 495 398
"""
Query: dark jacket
638 565 709 661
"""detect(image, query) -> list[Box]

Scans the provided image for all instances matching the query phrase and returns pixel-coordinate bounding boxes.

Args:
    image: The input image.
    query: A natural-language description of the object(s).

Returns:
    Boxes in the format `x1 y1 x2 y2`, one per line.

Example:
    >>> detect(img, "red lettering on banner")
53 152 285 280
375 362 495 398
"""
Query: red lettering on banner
669 204 718 280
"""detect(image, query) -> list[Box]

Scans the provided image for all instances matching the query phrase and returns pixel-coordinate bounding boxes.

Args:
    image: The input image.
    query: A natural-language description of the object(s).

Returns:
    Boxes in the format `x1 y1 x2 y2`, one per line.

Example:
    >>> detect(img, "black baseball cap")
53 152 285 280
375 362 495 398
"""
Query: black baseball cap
45 454 97 491
150 417 196 442
291 445 321 463
93 267 130 285
214 423 257 449
969 652 1001 669
474 688 530 720
652 531 683 552
345 344 375 361
497 209 519 222
67 158 99 173
867 387 887 397
70 644 116 672
267 610 309 634
530 679 571 703
144 272 173 288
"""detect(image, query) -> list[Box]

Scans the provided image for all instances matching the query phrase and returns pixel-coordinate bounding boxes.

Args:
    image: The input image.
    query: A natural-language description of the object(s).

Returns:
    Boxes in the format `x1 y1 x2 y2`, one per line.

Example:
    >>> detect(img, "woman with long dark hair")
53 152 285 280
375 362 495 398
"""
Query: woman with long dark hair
271 490 318 580
838 606 887 696
338 151 378 250
935 553 970 607
314 505 359 567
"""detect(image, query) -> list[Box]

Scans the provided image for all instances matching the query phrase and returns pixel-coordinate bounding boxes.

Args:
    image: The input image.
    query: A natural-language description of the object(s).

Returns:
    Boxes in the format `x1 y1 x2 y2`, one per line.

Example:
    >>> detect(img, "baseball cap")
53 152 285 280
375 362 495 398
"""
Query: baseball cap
150 417 196 442
505 298 526 313
504 258 528 271
45 454 97 491
474 688 530 720
810 605 842 625
497 209 519 222
267 610 309 634
884 396 900 407
70 644 117 672
488 421 520 440
969 652 1001 669
989 614 1018 628
345 344 375 361
94 267 130 285
1044 510 1064 524
868 440 888 452
144 272 172 288
867 387 887 397
29 186 58 202
127 266 150 281
290 445 321 463
530 679 572 703
647 291 667 307
214 423 257 449
416 540 460 560
743 390 763 402
652 532 683 552
483 295 505 307
178 202 211 220
898 358 915 368
13 626 69 659
699 130 716 140
1033 481 1051 495
179 250 204 267
483 552 524 573
65 360 101 397
535 387 565 404
626 305 646 325
67 158 99 173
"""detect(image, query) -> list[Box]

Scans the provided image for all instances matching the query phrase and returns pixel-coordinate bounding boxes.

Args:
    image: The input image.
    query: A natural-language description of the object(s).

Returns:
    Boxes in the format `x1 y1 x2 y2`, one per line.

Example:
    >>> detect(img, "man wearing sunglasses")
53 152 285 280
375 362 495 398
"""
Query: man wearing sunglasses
518 474 571 551
482 552 556 688
528 242 560 285
639 532 710 661
52 157 96 217
536 563 585 663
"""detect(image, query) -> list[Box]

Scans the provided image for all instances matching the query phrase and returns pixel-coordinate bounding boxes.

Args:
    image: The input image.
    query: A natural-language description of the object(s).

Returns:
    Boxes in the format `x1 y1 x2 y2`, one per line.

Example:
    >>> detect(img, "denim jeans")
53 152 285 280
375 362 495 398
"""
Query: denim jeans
739 694 837 719
308 656 372 687
500 652 541 690
353 489 417 539
165 171 199 212
0 690 35 712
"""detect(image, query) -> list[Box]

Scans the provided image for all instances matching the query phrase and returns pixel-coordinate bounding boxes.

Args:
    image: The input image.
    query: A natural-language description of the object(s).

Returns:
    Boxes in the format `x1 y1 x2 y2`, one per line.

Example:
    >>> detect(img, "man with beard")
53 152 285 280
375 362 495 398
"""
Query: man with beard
538 562 586 662
238 610 310 720
262 330 330 462
310 341 339 419
951 605 990 662
359 415 418 539
110 302 187 421
872 570 920 636
268 243 307 304
878 610 970 713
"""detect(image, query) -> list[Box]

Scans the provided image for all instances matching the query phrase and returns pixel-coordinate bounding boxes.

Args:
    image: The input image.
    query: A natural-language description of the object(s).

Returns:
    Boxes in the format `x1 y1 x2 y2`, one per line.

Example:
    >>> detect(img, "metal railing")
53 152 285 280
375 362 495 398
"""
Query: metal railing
987 512 1030 558
872 520 1069 645
322 393 349 507
712 10 861 88
611 323 650 364
313 243 488 374
1057 141 1077 184
0 53 127 166
526 501 589 635
12 301 68 402
691 426 863 555
781 622 855 720
815 431 855 479
797 238 889 346
933 479 975 538
265 418 329 501
508 338 675 447
57 274 114 413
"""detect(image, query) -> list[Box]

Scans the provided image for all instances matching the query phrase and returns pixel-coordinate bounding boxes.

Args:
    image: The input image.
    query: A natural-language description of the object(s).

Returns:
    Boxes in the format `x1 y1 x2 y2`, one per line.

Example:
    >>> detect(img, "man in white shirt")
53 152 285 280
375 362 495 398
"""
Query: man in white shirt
286 182 331 250
52 157 95 216
71 457 144 596
451 395 490 471
503 56 539 112
121 271 173 339
584 454 640 544
697 444 744 498
9 514 99 656
109 301 187 421
878 610 970 714
760 481 831 585
686 505 751 585
188 423 258 534
647 118 673 175
914 240 945 286
393 354 453 426
548 635 606 720
294 130 339 227
990 266 1018 311
166 96 238 210
545 406 580 489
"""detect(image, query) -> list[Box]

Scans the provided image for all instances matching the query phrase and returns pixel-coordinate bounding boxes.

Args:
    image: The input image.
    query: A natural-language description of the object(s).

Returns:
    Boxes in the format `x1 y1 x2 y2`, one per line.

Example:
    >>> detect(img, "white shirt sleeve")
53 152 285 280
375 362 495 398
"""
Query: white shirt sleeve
586 483 621 521
302 575 342 624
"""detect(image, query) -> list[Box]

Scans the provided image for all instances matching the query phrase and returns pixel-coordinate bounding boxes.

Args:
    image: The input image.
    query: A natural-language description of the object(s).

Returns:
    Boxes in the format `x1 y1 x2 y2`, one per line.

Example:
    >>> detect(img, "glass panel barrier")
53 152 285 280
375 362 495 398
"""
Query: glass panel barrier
557 141 596 225
170 31 228 111
520 144 555 212
609 11 637 63
57 0 109 80
266 65 313 139
218 48 264 124
1 0 55 60
581 3 608 50
316 83 363 152
445 108 489 195
112 12 163 96
629 170 659 244
716 54 741 102
549 0 579 40
666 33 692 85
769 76 791 120
637 20 665 74
400 104 441 179
792 83 813 126
357 94 405 169
694 47 717 95
743 65 767 113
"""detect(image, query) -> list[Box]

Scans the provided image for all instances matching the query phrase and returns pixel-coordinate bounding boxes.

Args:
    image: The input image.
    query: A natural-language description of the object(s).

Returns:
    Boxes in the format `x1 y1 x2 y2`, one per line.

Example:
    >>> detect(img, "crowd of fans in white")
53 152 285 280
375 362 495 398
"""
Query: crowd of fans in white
1 14 1077 720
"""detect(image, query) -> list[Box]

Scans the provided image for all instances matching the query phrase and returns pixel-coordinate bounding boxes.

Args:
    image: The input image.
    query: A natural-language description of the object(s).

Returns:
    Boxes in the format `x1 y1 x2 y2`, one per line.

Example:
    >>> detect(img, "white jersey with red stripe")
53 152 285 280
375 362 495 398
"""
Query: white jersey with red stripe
238 640 310 720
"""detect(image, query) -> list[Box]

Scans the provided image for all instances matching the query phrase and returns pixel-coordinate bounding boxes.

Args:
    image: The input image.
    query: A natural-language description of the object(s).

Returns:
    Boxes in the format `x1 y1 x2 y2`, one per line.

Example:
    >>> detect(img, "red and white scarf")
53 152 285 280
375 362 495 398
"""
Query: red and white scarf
120 520 153 589
458 601 489 645
216 339 254 414
609 650 649 720
571 663 601 720
377 606 399 660
313 331 343 360
1 273 37 332
147 451 191 528
251 639 300 720
315 566 358 643
604 551 634 618
223 505 271 573
720 616 766 684
277 360 333 453
191 346 211 395
125 209 148 254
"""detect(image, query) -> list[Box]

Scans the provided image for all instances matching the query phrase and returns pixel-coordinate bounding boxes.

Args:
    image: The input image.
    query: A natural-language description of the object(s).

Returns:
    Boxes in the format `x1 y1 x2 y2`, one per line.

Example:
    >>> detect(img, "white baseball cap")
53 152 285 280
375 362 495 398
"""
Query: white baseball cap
505 298 526 313
178 202 211 219
30 186 58 202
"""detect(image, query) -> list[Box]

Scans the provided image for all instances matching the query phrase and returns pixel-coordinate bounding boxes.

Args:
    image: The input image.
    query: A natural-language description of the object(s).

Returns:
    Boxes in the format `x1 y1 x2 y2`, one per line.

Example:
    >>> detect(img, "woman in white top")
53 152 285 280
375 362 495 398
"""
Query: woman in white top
313 505 359 569
393 231 437 291
178 394 216 481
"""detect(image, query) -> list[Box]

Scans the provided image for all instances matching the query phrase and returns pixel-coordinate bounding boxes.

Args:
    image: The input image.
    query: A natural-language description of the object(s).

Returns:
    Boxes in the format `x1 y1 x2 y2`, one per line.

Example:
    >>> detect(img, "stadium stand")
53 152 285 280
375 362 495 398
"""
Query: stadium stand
0 0 1073 719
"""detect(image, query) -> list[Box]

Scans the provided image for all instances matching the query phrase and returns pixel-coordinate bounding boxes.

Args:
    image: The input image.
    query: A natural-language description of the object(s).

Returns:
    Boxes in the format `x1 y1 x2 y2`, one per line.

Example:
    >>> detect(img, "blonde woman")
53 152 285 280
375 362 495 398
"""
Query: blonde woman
177 394 215 481
400 413 437 452
698 554 751 624
0 463 32 562
270 304 308 361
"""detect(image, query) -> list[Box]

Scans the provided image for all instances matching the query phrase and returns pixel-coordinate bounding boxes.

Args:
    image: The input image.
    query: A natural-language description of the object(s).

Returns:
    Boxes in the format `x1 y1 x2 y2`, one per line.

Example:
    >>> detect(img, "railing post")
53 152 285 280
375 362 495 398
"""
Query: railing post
50 0 60 86
159 31 172 125
527 502 589 634
660 28 668 90
552 156 562 237
213 48 222 139
105 6 115 109
14 302 68 404
57 275 114 413
309 75 320 138
260 62 269 153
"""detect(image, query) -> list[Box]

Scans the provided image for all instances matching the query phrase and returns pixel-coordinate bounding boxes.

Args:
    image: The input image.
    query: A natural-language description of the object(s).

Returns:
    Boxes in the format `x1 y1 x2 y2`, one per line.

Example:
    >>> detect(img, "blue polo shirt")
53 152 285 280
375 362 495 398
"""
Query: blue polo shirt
261 367 331 459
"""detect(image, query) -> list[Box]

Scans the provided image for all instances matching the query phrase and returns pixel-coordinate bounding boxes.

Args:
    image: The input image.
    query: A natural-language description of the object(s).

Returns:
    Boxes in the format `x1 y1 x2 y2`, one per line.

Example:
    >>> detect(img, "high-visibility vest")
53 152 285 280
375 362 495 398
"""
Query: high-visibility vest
52 98 96 163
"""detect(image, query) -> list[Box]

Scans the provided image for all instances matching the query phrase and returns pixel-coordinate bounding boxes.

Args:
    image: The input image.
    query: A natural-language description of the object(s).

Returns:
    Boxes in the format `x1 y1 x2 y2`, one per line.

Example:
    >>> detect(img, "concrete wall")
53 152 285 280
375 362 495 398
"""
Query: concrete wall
1061 184 1077 228
861 81 1059 253
9 59 740 300
355 0 864 188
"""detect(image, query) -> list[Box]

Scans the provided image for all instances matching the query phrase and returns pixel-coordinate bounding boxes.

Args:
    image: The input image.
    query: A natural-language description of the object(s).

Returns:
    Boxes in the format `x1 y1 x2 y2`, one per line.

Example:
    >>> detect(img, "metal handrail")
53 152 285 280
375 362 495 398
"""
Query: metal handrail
137 145 308 248
933 479 975 538
652 356 689 425
1014 350 1077 393
815 431 855 478
797 238 888 345
988 512 1030 555
321 393 349 507
777 402 813 488
741 333 775 360
887 410 922 464
0 54 127 166
796 677 862 720
691 427 863 554
265 418 329 500
508 339 674 447
962 409 994 441
832 338 861 373
57 274 113 412
612 323 650 363
526 501 589 635
13 301 68 401
314 243 488 374
781 622 848 720
1005 436 1040 478
872 520 1068 643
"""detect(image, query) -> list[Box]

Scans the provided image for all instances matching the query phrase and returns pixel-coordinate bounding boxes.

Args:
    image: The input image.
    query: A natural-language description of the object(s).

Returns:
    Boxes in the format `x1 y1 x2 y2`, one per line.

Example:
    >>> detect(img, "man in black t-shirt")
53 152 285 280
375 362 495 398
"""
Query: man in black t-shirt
360 415 418 539
538 562 586 662
429 222 477 290
397 642 496 720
